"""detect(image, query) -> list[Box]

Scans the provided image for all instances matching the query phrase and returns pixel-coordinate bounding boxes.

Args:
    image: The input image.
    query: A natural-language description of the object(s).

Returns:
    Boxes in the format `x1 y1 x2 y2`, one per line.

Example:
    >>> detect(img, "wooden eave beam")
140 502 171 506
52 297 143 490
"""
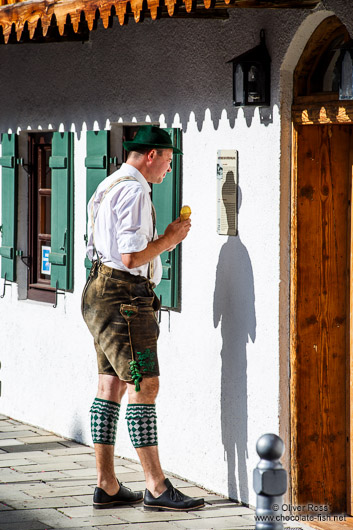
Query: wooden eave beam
0 0 320 44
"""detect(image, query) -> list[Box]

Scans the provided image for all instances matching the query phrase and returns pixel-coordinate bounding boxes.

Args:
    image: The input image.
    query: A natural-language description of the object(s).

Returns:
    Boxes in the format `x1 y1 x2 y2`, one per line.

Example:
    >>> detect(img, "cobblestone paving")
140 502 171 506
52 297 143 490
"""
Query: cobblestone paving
0 415 256 530
0 415 311 530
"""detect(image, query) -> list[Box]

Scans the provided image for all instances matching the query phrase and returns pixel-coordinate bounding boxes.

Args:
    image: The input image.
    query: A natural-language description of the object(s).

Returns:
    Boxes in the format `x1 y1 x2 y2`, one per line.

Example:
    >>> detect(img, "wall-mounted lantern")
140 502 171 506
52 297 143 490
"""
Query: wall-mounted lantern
228 30 271 107
339 39 353 100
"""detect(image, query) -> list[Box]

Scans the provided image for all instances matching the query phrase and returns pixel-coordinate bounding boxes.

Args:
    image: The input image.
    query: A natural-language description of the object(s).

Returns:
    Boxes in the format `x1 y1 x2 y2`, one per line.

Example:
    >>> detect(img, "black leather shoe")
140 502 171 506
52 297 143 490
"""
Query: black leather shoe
144 478 205 511
93 484 143 509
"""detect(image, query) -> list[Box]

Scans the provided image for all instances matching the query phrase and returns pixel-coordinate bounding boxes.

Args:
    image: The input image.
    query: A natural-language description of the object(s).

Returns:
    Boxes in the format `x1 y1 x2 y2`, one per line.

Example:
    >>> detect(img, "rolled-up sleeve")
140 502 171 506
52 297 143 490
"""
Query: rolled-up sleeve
114 187 150 254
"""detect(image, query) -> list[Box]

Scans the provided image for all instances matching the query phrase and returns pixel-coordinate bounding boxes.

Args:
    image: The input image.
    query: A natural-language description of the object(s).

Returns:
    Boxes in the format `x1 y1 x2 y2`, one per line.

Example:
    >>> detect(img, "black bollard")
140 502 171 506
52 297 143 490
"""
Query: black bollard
253 433 287 530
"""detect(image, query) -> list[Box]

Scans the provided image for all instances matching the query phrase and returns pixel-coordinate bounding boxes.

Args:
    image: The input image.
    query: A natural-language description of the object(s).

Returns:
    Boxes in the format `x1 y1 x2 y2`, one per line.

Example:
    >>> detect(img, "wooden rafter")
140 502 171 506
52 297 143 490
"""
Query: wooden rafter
0 0 320 44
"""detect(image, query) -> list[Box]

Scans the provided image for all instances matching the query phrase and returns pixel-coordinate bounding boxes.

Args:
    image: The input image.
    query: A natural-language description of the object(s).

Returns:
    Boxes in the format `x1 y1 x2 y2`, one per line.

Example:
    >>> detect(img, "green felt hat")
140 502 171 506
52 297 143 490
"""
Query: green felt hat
123 125 183 155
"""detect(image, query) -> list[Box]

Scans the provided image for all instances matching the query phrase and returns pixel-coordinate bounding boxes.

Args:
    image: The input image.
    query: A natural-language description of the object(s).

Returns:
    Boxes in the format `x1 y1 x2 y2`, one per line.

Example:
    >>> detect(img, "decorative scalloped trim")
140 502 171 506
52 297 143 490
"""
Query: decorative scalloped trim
0 0 321 43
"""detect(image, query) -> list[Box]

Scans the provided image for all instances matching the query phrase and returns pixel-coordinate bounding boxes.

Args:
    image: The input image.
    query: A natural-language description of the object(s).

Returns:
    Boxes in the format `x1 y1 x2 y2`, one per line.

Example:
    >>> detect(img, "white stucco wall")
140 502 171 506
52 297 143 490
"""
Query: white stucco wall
0 3 347 505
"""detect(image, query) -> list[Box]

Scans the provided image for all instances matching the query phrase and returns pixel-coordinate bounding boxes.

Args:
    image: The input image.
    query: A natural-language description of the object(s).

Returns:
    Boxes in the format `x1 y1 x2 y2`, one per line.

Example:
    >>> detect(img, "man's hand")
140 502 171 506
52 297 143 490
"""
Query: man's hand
163 217 191 248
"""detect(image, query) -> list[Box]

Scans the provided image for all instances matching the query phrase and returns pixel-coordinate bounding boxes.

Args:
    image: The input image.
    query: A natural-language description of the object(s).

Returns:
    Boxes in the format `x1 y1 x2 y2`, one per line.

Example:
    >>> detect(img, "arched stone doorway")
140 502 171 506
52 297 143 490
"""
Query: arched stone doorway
290 15 353 514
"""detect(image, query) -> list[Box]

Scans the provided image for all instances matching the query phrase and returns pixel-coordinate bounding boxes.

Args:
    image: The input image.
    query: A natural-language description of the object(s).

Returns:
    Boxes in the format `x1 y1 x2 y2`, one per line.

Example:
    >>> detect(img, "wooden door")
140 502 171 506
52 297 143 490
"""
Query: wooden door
292 124 353 513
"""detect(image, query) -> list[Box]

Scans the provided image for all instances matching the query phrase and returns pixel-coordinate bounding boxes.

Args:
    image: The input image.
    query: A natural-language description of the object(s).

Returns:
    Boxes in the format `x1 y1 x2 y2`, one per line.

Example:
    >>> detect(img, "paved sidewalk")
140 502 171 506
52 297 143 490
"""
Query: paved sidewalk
0 414 312 530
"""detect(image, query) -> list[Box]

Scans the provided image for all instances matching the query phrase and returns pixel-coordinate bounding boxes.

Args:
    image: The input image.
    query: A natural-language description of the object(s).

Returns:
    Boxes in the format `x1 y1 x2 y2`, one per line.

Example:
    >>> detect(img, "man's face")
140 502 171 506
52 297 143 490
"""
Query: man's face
147 149 173 184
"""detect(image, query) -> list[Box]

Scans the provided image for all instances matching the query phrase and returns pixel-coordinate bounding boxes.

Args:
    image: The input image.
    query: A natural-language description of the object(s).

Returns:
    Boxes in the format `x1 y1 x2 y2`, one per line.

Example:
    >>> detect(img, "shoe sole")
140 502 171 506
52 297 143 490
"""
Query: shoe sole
93 498 143 509
144 502 205 512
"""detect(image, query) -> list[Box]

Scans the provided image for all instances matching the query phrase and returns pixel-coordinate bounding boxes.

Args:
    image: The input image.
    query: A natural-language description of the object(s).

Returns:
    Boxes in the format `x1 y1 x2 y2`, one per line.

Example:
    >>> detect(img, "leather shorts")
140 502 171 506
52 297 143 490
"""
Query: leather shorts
81 262 160 381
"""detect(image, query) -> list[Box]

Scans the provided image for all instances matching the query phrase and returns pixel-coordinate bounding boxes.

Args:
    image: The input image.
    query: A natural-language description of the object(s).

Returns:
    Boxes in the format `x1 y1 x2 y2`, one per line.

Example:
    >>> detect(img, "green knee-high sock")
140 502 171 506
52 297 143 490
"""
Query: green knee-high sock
90 398 120 445
125 403 158 448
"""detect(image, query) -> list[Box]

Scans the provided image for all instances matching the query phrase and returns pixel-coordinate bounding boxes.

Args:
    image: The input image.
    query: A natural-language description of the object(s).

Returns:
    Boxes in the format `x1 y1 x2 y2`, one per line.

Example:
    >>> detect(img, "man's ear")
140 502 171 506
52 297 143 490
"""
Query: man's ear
147 149 156 161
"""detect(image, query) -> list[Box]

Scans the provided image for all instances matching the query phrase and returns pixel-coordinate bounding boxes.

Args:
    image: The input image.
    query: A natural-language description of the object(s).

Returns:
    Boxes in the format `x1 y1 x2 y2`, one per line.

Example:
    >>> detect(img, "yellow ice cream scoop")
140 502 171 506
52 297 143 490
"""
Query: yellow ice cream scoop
180 205 191 221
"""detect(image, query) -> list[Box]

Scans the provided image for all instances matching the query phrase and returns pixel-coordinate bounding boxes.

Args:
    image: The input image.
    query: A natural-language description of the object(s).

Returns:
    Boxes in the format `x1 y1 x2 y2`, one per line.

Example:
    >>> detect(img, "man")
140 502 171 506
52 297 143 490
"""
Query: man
82 125 204 511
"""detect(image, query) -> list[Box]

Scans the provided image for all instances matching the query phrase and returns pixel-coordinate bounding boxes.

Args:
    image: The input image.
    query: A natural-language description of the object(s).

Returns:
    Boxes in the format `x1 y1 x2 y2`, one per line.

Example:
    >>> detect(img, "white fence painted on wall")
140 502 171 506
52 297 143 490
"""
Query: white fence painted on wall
0 2 351 505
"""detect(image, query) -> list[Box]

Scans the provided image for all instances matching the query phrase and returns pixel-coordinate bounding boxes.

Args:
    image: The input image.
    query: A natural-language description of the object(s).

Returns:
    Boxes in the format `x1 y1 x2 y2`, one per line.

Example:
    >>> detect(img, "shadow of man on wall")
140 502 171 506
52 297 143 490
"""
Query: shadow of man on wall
213 186 256 503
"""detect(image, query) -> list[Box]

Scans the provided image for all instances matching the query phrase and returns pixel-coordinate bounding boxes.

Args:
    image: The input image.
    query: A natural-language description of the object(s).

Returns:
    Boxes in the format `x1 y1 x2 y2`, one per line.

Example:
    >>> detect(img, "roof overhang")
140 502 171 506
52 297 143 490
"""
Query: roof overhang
0 0 320 44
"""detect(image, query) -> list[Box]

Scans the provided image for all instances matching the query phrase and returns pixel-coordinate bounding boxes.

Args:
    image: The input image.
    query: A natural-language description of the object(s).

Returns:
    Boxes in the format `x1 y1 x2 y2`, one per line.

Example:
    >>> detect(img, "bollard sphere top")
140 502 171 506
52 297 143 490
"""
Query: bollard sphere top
256 433 284 461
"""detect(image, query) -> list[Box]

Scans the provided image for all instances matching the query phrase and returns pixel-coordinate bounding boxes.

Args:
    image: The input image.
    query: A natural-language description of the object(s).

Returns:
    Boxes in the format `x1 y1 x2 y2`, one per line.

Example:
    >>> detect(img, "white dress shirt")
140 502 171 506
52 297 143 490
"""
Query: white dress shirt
86 163 162 285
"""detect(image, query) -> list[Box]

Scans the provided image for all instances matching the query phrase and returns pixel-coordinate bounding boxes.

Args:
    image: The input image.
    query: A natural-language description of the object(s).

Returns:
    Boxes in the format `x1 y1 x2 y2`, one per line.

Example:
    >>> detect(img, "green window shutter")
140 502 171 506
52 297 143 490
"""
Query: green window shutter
49 132 74 290
0 133 18 282
152 128 182 308
84 130 110 275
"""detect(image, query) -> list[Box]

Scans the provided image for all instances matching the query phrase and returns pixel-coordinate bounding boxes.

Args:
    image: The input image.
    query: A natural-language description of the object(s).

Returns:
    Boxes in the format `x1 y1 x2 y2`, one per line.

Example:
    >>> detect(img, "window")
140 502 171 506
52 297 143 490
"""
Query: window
85 125 182 309
28 132 55 303
0 131 74 303
294 17 350 98
310 34 346 94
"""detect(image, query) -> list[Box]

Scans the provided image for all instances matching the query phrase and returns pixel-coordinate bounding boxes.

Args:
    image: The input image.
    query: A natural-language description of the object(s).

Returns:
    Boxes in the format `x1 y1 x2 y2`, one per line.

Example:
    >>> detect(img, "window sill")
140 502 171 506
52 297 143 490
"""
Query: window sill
27 284 55 304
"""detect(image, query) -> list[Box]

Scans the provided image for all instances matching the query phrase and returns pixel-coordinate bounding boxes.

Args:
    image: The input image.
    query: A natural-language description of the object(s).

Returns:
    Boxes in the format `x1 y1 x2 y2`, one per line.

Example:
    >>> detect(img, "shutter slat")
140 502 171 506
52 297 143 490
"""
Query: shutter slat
85 155 107 169
0 246 13 259
49 132 74 290
48 252 66 265
162 265 171 280
0 156 14 168
49 156 67 169
0 133 18 281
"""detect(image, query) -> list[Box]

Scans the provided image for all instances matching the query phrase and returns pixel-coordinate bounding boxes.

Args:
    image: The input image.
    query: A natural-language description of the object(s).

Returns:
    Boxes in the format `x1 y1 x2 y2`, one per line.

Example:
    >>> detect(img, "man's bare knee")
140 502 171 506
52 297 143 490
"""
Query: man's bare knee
97 374 127 402
128 377 159 404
